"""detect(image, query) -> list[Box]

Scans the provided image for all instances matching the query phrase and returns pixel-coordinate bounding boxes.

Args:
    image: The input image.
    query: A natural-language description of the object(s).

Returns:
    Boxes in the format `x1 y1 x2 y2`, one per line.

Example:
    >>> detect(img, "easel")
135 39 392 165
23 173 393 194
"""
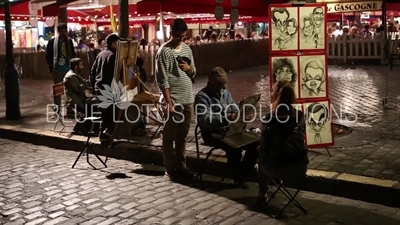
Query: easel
128 67 165 139
104 40 163 163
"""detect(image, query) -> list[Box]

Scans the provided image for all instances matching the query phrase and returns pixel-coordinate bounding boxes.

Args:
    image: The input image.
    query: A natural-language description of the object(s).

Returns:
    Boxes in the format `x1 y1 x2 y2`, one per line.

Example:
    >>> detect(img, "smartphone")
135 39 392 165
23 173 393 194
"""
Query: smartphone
176 57 184 64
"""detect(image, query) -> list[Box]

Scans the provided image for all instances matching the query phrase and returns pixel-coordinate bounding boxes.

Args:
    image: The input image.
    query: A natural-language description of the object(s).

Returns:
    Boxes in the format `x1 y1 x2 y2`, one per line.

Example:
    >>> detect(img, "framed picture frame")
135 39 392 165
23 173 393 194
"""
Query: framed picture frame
268 4 327 54
298 54 328 100
269 55 300 98
301 99 334 148
298 4 327 52
270 54 328 100
114 40 139 87
269 5 299 53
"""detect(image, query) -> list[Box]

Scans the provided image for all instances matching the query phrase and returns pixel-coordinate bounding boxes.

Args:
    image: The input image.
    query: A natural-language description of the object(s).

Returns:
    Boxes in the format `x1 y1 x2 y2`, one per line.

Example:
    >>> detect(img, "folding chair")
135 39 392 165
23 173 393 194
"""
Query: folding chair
192 125 228 189
71 117 107 170
264 167 308 218
52 82 74 134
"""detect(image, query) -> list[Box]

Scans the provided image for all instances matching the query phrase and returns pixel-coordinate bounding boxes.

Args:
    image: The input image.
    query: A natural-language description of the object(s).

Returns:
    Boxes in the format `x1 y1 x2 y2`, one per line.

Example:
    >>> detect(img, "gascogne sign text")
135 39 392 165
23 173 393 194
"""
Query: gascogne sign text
327 1 382 13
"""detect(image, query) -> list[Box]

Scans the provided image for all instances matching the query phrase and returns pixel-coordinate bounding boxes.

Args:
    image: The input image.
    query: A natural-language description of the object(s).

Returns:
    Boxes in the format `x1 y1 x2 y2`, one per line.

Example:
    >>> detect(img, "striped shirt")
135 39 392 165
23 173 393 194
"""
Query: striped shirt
155 42 196 105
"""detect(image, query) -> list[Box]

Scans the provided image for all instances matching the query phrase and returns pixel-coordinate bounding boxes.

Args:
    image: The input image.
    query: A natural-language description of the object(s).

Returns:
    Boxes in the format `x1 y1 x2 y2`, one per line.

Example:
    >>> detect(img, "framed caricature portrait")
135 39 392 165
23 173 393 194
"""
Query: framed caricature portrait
270 55 299 98
268 4 327 53
302 100 334 148
299 6 327 51
299 54 328 99
269 7 298 52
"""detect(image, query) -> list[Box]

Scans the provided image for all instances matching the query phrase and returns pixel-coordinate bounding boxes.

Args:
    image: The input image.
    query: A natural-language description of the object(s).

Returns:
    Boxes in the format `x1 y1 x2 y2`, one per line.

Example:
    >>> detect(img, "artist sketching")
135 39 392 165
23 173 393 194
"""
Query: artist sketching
195 67 259 189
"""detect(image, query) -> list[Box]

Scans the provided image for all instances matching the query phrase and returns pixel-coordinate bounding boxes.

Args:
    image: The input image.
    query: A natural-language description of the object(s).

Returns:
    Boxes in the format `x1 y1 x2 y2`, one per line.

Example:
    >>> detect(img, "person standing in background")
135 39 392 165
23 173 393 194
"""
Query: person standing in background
45 23 75 114
156 18 196 181
91 33 121 143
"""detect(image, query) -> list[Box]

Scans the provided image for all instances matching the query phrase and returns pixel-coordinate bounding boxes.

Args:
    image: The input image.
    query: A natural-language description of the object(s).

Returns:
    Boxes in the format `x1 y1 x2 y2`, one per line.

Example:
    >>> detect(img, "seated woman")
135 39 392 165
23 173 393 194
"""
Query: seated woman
257 81 309 204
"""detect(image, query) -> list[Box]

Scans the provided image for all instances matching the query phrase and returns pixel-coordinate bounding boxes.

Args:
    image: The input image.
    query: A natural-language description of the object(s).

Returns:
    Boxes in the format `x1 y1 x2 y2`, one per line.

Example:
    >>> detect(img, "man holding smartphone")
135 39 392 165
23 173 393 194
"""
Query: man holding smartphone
155 18 196 181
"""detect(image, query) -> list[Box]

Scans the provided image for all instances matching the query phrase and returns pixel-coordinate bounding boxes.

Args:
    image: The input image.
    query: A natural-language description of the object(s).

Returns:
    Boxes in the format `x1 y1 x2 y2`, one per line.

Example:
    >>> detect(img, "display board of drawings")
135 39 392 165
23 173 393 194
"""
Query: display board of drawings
268 3 334 148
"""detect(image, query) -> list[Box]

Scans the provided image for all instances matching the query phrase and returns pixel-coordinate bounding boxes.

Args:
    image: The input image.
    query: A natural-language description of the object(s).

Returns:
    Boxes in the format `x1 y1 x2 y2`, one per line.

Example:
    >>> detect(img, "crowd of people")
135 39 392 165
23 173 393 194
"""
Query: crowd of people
45 19 309 204
328 20 400 38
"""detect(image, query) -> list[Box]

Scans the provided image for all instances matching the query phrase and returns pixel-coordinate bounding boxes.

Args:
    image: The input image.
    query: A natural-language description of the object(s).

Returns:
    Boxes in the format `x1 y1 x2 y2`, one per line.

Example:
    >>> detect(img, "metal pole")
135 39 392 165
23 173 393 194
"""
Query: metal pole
382 0 388 60
3 0 21 120
118 0 129 38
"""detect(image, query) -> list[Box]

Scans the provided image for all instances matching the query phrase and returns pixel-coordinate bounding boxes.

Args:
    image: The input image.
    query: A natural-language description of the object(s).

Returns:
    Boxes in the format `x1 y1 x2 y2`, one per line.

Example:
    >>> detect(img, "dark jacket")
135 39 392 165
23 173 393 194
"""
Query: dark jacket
260 109 309 169
45 37 75 71
63 70 89 109
90 47 116 92
194 85 237 142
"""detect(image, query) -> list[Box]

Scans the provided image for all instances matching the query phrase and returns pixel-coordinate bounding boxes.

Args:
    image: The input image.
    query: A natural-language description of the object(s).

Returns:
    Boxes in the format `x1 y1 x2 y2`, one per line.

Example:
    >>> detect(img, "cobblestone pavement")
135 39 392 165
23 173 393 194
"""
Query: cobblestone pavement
1 65 400 182
1 139 400 225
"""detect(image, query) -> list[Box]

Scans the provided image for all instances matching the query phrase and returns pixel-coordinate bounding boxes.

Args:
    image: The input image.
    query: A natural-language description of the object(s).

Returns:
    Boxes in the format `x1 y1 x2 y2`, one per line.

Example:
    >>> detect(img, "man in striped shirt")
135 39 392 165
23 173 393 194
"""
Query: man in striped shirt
156 19 196 181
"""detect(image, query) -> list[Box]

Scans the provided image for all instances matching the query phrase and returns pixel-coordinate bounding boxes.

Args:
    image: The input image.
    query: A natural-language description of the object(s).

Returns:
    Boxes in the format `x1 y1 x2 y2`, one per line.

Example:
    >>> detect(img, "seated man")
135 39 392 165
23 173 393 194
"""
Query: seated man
63 58 92 116
64 58 97 134
194 67 258 189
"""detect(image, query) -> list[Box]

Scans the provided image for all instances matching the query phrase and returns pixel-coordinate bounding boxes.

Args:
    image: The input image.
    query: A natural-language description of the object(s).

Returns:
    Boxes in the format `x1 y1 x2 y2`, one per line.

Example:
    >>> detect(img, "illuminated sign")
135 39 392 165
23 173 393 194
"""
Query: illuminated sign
327 1 382 13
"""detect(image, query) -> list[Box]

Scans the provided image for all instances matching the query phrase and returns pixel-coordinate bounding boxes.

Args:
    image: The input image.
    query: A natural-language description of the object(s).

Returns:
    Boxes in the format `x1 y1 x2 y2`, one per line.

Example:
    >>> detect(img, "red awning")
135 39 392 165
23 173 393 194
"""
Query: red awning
67 9 101 18
387 3 400 12
42 0 77 17
0 1 40 16
137 0 282 17
99 4 138 16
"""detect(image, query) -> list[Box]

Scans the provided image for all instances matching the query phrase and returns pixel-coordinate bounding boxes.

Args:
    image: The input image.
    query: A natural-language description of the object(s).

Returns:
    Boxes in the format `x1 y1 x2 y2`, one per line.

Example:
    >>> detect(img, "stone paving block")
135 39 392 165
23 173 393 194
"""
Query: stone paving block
97 217 121 225
25 217 48 225
196 208 220 219
48 211 65 219
114 219 139 225
23 206 42 214
2 208 22 216
179 219 199 225
134 209 160 220
141 217 162 225
219 216 246 225
121 202 139 210
4 218 26 225
81 217 107 225
136 203 156 211
42 216 68 225
118 209 139 218
160 217 180 225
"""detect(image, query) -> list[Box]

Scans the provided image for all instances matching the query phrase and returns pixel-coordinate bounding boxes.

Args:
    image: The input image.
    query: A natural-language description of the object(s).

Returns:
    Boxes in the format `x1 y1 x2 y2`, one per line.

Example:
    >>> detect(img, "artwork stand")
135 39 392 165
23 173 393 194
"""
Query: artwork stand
269 3 333 155
112 40 162 143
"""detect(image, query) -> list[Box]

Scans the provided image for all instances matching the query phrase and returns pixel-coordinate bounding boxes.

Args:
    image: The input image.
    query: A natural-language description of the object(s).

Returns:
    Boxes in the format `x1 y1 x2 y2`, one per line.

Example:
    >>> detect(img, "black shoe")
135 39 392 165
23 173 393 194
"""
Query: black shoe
178 169 194 180
256 196 268 205
165 171 183 181
99 132 112 142
234 179 249 189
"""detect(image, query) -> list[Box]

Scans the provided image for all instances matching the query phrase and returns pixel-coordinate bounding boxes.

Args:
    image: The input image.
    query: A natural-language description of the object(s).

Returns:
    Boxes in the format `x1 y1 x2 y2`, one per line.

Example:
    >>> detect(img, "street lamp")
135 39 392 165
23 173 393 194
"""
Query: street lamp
3 0 21 120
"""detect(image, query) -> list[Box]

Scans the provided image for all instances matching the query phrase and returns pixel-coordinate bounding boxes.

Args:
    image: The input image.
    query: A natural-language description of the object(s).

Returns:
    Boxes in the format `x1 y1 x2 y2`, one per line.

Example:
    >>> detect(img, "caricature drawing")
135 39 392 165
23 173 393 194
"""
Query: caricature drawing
300 17 314 44
272 57 297 85
299 7 325 49
305 102 330 144
300 56 326 98
311 7 324 47
271 7 298 50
